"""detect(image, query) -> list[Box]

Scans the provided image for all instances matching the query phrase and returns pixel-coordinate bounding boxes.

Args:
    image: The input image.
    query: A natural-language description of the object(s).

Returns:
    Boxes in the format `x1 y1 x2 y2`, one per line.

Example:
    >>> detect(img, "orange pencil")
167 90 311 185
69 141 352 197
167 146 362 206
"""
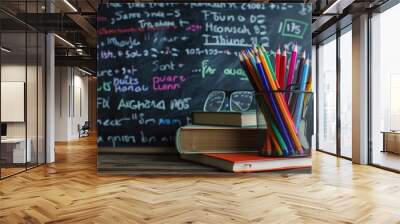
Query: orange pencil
263 129 272 156
241 53 263 91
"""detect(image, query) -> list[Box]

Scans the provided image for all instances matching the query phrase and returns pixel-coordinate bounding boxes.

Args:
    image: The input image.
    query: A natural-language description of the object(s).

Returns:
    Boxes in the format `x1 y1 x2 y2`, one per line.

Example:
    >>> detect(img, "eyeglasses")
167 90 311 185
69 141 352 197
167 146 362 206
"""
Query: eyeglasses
203 90 255 112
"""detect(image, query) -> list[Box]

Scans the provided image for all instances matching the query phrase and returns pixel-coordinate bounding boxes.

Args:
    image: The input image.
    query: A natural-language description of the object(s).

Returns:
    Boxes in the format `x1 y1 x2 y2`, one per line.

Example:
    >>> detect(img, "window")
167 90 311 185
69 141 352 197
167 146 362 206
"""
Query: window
371 3 400 171
339 28 352 158
317 36 337 154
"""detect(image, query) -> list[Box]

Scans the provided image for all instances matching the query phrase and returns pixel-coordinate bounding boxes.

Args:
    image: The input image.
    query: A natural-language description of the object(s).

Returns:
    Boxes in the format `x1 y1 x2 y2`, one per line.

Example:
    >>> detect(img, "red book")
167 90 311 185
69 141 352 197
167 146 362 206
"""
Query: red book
181 153 311 173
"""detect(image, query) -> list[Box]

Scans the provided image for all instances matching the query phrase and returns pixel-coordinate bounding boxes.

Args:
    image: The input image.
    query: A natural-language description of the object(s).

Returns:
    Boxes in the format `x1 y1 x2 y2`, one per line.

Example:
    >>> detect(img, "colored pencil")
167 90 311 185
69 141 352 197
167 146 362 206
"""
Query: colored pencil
257 49 303 154
264 129 272 156
279 50 286 89
260 46 276 81
260 47 300 136
266 111 286 156
306 66 312 92
264 98 288 156
239 45 309 156
241 53 263 91
285 45 298 100
239 54 260 91
255 56 294 154
275 48 281 86
240 52 287 156
288 51 306 111
294 59 310 128
248 50 289 155
296 51 306 85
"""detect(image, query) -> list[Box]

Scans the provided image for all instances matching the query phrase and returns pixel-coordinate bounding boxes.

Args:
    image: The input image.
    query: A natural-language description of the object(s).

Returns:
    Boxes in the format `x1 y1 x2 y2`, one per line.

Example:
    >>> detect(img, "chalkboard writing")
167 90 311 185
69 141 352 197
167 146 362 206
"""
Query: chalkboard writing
97 3 312 148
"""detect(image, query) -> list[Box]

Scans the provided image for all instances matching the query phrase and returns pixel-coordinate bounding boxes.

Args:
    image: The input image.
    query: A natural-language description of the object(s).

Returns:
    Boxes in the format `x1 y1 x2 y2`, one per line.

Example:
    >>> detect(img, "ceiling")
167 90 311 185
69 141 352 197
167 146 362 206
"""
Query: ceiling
0 0 392 73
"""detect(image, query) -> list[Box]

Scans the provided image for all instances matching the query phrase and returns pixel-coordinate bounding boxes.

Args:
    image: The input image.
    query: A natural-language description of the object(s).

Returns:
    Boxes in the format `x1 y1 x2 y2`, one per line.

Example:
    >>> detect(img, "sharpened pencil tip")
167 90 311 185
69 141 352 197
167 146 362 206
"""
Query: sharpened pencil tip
261 45 267 52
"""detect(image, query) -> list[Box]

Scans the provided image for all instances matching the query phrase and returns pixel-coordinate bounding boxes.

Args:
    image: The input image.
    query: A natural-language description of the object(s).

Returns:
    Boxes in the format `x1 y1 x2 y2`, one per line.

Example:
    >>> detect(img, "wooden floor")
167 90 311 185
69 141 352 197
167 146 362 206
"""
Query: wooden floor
1 136 400 223
373 150 400 171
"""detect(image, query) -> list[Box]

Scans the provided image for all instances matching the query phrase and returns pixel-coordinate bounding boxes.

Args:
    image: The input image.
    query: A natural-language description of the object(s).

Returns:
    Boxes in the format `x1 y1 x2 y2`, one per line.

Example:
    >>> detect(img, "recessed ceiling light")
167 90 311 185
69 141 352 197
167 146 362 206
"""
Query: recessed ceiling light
54 34 75 48
1 47 11 53
323 0 343 14
63 0 78 12
78 67 93 76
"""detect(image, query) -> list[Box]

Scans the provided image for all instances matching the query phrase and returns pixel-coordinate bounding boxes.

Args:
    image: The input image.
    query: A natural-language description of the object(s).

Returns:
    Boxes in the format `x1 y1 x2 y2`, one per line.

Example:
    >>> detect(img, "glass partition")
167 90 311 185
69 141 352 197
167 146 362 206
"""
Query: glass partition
27 30 38 169
1 31 28 177
317 36 337 155
38 32 45 165
0 1 46 179
371 3 400 171
339 28 352 158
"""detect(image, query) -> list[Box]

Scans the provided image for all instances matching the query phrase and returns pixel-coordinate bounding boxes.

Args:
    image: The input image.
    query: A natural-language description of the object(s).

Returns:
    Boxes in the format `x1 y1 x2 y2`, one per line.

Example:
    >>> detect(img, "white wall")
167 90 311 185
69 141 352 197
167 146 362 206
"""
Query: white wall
55 67 69 141
1 63 46 163
55 67 89 141
1 65 26 139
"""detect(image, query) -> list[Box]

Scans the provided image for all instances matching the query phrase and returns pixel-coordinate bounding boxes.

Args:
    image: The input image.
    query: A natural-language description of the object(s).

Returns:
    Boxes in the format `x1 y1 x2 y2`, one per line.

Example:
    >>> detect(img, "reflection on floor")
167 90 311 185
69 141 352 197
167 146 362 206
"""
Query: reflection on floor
373 150 400 171
0 162 42 179
0 167 25 178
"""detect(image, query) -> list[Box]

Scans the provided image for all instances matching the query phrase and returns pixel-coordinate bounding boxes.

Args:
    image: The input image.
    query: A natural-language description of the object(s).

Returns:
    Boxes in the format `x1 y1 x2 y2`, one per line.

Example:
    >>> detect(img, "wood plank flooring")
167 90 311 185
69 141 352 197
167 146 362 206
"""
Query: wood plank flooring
1 135 400 223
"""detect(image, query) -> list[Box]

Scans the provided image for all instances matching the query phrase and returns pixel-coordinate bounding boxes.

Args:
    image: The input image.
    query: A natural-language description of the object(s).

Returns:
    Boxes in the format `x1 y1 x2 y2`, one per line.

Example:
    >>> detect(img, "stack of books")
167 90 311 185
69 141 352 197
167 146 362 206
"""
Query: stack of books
176 112 311 173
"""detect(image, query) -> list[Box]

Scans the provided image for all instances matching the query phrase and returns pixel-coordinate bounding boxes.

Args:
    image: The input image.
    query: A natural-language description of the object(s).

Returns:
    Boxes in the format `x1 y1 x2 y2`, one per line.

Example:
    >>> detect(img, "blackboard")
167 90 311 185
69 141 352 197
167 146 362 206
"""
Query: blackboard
97 3 312 148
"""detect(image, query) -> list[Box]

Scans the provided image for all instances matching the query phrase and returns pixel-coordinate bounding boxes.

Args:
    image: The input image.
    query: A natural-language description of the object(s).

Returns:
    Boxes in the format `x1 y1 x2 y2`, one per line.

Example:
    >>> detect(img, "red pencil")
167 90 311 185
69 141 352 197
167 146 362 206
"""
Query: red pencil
279 50 286 89
275 48 281 89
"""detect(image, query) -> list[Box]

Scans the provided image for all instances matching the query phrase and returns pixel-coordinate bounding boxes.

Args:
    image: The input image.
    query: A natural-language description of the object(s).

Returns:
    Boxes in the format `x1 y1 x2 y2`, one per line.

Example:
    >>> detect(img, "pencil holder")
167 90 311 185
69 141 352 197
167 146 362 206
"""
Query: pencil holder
255 91 314 157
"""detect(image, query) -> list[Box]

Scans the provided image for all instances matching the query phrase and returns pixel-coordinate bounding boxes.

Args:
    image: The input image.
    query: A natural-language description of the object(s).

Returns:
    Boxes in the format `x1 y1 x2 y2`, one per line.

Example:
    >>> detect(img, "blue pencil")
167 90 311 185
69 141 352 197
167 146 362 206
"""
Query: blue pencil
294 59 310 128
255 57 292 155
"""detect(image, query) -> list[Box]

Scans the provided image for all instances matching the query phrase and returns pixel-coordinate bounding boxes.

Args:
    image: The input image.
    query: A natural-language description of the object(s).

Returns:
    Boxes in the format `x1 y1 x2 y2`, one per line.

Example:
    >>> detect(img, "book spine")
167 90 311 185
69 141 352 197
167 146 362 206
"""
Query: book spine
175 127 183 154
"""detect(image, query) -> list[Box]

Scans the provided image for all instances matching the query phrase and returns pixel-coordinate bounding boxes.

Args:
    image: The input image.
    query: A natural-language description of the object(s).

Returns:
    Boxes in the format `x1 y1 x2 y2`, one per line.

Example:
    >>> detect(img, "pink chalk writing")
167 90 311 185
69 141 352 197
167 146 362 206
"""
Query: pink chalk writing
152 75 187 91
186 24 202 32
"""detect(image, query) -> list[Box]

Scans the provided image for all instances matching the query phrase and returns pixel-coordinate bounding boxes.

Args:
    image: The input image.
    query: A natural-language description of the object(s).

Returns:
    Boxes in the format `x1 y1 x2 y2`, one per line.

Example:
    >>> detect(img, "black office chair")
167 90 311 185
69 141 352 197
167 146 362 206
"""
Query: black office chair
79 121 90 138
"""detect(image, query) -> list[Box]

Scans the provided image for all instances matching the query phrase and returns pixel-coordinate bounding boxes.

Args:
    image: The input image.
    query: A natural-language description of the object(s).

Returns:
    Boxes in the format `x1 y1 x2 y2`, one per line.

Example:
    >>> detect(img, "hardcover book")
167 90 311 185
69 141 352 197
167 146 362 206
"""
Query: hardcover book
176 125 266 154
181 153 311 173
192 111 257 127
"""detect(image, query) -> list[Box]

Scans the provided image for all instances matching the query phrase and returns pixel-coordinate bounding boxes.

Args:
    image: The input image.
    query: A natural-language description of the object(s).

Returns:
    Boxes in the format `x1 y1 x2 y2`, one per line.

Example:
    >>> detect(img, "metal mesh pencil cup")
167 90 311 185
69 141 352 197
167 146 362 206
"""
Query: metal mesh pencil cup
255 91 314 157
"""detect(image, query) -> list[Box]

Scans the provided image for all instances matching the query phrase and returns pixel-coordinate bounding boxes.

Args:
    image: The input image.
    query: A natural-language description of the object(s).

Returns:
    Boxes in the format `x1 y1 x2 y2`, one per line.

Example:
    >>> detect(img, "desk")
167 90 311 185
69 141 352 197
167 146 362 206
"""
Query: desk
382 131 400 154
1 138 31 163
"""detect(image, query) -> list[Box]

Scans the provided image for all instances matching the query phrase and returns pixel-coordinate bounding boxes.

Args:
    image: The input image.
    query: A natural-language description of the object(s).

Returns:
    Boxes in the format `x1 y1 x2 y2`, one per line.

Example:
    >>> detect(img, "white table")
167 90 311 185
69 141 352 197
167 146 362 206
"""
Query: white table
1 138 31 163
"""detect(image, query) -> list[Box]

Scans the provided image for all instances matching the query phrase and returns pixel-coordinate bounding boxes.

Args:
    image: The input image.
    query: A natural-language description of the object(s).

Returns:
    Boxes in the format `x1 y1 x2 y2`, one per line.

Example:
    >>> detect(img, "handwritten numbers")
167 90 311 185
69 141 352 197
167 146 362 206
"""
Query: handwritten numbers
280 19 308 39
